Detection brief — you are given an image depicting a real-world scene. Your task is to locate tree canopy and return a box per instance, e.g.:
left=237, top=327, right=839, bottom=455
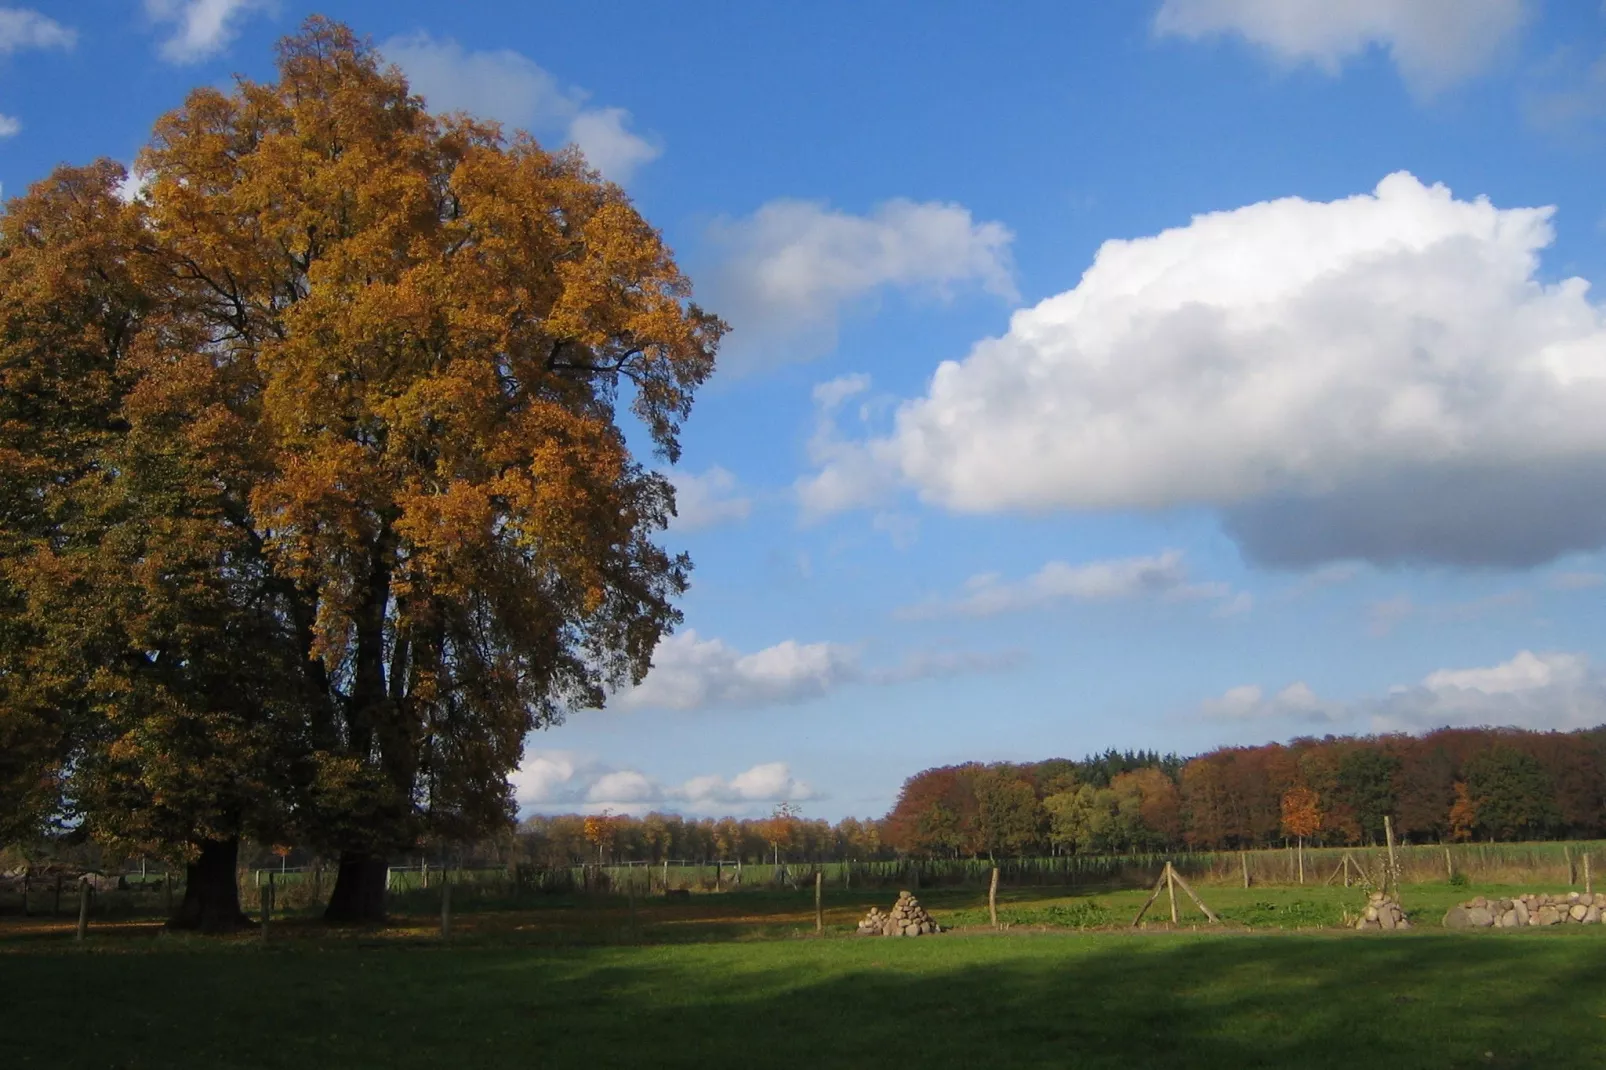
left=0, top=17, right=722, bottom=927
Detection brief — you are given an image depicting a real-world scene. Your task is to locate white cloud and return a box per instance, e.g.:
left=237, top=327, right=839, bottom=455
left=705, top=199, right=1016, bottom=370
left=620, top=629, right=856, bottom=712
left=1375, top=650, right=1605, bottom=731
left=512, top=750, right=815, bottom=815
left=0, top=7, right=75, bottom=138
left=1201, top=650, right=1606, bottom=733
left=616, top=628, right=1019, bottom=712
left=668, top=466, right=751, bottom=532
left=379, top=33, right=658, bottom=182
left=0, top=7, right=75, bottom=54
left=1202, top=681, right=1332, bottom=723
left=1154, top=0, right=1528, bottom=95
left=899, top=550, right=1236, bottom=618
left=566, top=106, right=660, bottom=184
left=805, top=172, right=1606, bottom=569
left=145, top=0, right=269, bottom=64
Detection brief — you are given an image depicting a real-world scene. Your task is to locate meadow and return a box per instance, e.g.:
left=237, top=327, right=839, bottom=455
left=3, top=875, right=1605, bottom=1068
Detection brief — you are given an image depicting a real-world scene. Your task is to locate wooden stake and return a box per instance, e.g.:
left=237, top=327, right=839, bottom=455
left=988, top=866, right=999, bottom=929
left=75, top=878, right=90, bottom=941
left=1297, top=837, right=1304, bottom=885
left=261, top=872, right=273, bottom=945
left=663, top=858, right=670, bottom=894
left=1445, top=847, right=1454, bottom=882
left=1241, top=849, right=1249, bottom=888
left=1584, top=853, right=1592, bottom=896
left=440, top=877, right=452, bottom=941
left=1130, top=868, right=1170, bottom=927
left=815, top=870, right=823, bottom=934
left=1169, top=866, right=1222, bottom=924
left=1565, top=845, right=1575, bottom=886
left=1384, top=816, right=1398, bottom=899
left=1166, top=865, right=1178, bottom=924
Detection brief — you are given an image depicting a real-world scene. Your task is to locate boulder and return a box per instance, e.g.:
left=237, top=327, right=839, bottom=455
left=1465, top=906, right=1494, bottom=928
left=1536, top=906, right=1562, bottom=926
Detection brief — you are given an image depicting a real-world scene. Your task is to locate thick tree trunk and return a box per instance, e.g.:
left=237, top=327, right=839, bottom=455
left=166, top=837, right=251, bottom=933
left=323, top=850, right=390, bottom=923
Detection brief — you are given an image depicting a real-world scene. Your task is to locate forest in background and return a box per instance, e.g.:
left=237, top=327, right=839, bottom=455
left=501, top=724, right=1606, bottom=868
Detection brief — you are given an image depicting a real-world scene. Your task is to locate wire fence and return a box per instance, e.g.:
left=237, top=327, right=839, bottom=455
left=3, top=838, right=1601, bottom=918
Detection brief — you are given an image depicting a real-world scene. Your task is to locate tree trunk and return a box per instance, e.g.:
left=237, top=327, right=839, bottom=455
left=324, top=851, right=390, bottom=923
left=166, top=837, right=251, bottom=933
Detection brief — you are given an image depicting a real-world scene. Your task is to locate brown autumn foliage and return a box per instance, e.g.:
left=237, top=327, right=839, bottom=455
left=885, top=725, right=1606, bottom=858
left=0, top=18, right=722, bottom=926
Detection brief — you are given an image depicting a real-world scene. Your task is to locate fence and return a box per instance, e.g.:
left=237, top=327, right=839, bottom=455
left=3, top=839, right=1602, bottom=918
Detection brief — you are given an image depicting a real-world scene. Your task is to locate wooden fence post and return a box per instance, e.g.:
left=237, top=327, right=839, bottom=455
left=1564, top=845, right=1575, bottom=886
left=988, top=866, right=1000, bottom=929
left=440, top=876, right=452, bottom=941
left=1240, top=850, right=1249, bottom=889
left=1444, top=847, right=1453, bottom=882
left=75, top=878, right=90, bottom=941
left=1166, top=863, right=1178, bottom=924
left=1384, top=816, right=1398, bottom=899
left=261, top=872, right=273, bottom=945
left=1584, top=853, right=1592, bottom=896
left=815, top=870, right=823, bottom=934
left=1297, top=838, right=1304, bottom=885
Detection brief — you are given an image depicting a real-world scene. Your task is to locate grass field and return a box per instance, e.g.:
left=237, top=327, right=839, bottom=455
left=3, top=882, right=1604, bottom=1068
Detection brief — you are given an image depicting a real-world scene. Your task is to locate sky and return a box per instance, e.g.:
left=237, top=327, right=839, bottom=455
left=6, top=0, right=1606, bottom=822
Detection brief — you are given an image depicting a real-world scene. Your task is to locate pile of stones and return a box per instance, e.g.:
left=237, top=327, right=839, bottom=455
left=857, top=890, right=942, bottom=936
left=1355, top=892, right=1411, bottom=930
left=1444, top=892, right=1603, bottom=929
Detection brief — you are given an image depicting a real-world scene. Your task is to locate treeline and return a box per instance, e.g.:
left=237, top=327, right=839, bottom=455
left=513, top=811, right=895, bottom=866
left=885, top=728, right=1606, bottom=858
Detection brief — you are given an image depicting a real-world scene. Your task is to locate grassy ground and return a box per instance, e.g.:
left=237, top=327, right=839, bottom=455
left=3, top=882, right=1604, bottom=1068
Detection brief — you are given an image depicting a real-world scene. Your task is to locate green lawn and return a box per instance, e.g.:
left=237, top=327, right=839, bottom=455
left=3, top=882, right=1605, bottom=1068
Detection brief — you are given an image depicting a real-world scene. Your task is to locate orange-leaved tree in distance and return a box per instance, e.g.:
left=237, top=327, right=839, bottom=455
left=1280, top=786, right=1323, bottom=883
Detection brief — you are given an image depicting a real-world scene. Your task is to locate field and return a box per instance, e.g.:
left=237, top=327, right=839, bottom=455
left=3, top=878, right=1605, bottom=1068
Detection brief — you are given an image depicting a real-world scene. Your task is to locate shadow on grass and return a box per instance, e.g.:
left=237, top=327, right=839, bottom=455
left=3, top=931, right=1604, bottom=1068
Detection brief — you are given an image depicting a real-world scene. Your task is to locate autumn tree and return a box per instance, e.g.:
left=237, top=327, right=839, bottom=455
left=0, top=18, right=722, bottom=926
left=973, top=767, right=1040, bottom=860
left=1448, top=781, right=1478, bottom=842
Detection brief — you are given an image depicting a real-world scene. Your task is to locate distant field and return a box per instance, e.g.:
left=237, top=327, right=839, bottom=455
left=2, top=881, right=1605, bottom=1068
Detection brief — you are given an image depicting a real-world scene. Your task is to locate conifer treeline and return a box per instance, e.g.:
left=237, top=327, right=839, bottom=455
left=516, top=726, right=1606, bottom=865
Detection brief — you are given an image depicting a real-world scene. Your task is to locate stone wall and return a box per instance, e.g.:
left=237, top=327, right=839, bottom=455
left=1443, top=892, right=1603, bottom=929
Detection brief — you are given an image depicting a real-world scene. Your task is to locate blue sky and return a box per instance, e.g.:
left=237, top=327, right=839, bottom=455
left=7, top=1, right=1606, bottom=821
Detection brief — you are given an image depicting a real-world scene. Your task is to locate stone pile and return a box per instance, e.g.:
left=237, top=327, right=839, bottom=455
left=857, top=890, right=942, bottom=936
left=1355, top=892, right=1411, bottom=930
left=1444, top=892, right=1603, bottom=929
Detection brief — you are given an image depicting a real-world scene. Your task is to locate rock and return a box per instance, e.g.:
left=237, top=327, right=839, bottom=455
left=1570, top=905, right=1589, bottom=922
left=1513, top=900, right=1529, bottom=926
left=1443, top=905, right=1476, bottom=929
left=1465, top=906, right=1494, bottom=927
left=1364, top=906, right=1379, bottom=922
left=1585, top=906, right=1601, bottom=924
left=1499, top=910, right=1518, bottom=928
left=1536, top=906, right=1562, bottom=926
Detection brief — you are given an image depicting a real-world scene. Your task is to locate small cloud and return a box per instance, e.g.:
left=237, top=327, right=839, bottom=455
left=1213, top=591, right=1255, bottom=618
left=145, top=0, right=271, bottom=65
left=512, top=749, right=815, bottom=816
left=0, top=112, right=18, bottom=139
left=0, top=8, right=76, bottom=55
left=1201, top=681, right=1333, bottom=723
left=379, top=32, right=658, bottom=183
left=1154, top=0, right=1528, bottom=97
left=668, top=466, right=751, bottom=532
left=567, top=106, right=660, bottom=184
left=705, top=198, right=1016, bottom=371
left=615, top=629, right=1019, bottom=712
left=900, top=551, right=1243, bottom=619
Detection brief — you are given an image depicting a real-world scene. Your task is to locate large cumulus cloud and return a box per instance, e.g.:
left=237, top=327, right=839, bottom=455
left=803, top=173, right=1606, bottom=568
